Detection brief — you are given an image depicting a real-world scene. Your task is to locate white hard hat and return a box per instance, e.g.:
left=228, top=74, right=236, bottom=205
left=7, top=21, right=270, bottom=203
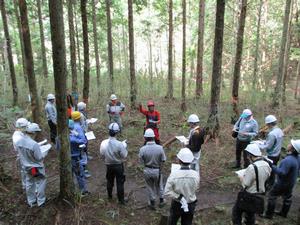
left=291, top=139, right=300, bottom=153
left=108, top=122, right=120, bottom=132
left=15, top=118, right=29, bottom=128
left=47, top=93, right=55, bottom=101
left=187, top=114, right=200, bottom=123
left=144, top=128, right=155, bottom=138
left=245, top=144, right=262, bottom=157
left=265, top=115, right=277, bottom=124
left=77, top=102, right=86, bottom=111
left=110, top=94, right=117, bottom=101
left=177, top=148, right=194, bottom=163
left=241, top=109, right=252, bottom=118
left=26, top=123, right=41, bottom=133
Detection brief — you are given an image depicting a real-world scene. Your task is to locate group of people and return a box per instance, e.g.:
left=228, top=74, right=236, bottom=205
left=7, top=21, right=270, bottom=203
left=231, top=108, right=300, bottom=225
left=12, top=95, right=300, bottom=225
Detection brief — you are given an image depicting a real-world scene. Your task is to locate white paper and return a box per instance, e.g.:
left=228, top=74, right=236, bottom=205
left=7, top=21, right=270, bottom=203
left=251, top=140, right=265, bottom=146
left=38, top=139, right=47, bottom=146
left=85, top=131, right=96, bottom=140
left=235, top=169, right=246, bottom=178
left=86, top=118, right=98, bottom=124
left=40, top=144, right=51, bottom=157
left=171, top=163, right=181, bottom=172
left=175, top=136, right=189, bottom=144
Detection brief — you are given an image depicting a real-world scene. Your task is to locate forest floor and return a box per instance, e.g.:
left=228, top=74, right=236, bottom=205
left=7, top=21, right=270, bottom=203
left=0, top=96, right=300, bottom=225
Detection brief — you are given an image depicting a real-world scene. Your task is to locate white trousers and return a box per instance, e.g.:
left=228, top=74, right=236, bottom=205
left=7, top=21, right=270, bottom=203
left=25, top=167, right=47, bottom=206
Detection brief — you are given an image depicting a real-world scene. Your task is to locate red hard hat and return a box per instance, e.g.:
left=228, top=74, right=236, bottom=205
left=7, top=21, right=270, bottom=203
left=147, top=100, right=155, bottom=106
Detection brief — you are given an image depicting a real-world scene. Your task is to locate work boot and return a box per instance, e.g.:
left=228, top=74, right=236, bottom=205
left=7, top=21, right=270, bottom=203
left=275, top=203, right=291, bottom=218
left=148, top=200, right=156, bottom=210
left=159, top=198, right=165, bottom=208
left=84, top=170, right=91, bottom=178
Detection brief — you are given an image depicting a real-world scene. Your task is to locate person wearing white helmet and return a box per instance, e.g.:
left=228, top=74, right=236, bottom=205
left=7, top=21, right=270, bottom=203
left=106, top=94, right=125, bottom=130
left=232, top=144, right=271, bottom=225
left=139, top=129, right=166, bottom=210
left=99, top=122, right=128, bottom=204
left=232, top=109, right=259, bottom=169
left=77, top=102, right=88, bottom=132
left=262, top=139, right=300, bottom=219
left=12, top=118, right=30, bottom=190
left=164, top=148, right=200, bottom=225
left=17, top=123, right=47, bottom=207
left=45, top=93, right=57, bottom=143
left=258, top=115, right=284, bottom=189
left=186, top=114, right=205, bottom=172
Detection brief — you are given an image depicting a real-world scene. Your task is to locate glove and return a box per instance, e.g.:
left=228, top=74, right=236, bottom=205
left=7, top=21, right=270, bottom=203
left=180, top=197, right=189, bottom=212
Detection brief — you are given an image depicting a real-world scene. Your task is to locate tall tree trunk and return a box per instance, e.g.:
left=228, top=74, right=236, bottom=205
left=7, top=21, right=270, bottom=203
left=166, top=0, right=173, bottom=99
left=181, top=0, right=187, bottom=112
left=195, top=0, right=205, bottom=98
left=1, top=0, right=18, bottom=106
left=74, top=6, right=82, bottom=80
left=106, top=0, right=114, bottom=93
left=48, top=0, right=75, bottom=201
left=207, top=0, right=226, bottom=137
left=272, top=0, right=292, bottom=108
left=148, top=38, right=153, bottom=89
left=19, top=0, right=41, bottom=123
left=81, top=0, right=90, bottom=103
left=295, top=61, right=300, bottom=99
left=231, top=0, right=247, bottom=122
left=128, top=0, right=137, bottom=109
left=121, top=22, right=129, bottom=75
left=282, top=4, right=293, bottom=105
left=92, top=0, right=101, bottom=101
left=37, top=0, right=48, bottom=78
left=13, top=0, right=27, bottom=83
left=252, top=0, right=263, bottom=90
left=68, top=0, right=78, bottom=99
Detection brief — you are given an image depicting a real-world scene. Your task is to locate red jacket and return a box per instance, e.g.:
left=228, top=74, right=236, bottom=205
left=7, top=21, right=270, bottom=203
left=139, top=106, right=160, bottom=140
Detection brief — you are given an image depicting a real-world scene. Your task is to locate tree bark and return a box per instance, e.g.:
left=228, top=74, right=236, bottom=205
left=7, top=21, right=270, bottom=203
left=37, top=0, right=48, bottom=78
left=48, top=0, right=75, bottom=201
left=231, top=0, right=248, bottom=122
left=128, top=0, right=137, bottom=109
left=207, top=0, right=226, bottom=137
left=13, top=0, right=27, bottom=83
left=92, top=0, right=101, bottom=101
left=282, top=7, right=293, bottom=105
left=106, top=0, right=114, bottom=93
left=252, top=0, right=263, bottom=90
left=195, top=0, right=205, bottom=98
left=19, top=0, right=40, bottom=122
left=67, top=0, right=78, bottom=97
left=272, top=0, right=292, bottom=108
left=74, top=6, right=82, bottom=79
left=1, top=0, right=18, bottom=106
left=181, top=0, right=187, bottom=112
left=166, top=0, right=173, bottom=99
left=295, top=61, right=300, bottom=99
left=81, top=0, right=90, bottom=103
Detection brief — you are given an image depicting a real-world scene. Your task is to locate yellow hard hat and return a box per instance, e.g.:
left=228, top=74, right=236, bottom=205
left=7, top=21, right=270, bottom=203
left=71, top=111, right=81, bottom=121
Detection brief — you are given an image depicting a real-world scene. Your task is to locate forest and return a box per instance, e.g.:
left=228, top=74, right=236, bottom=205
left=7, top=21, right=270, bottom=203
left=0, top=0, right=300, bottom=224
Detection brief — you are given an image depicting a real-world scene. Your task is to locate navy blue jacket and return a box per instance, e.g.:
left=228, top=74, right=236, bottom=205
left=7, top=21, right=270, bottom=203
left=272, top=154, right=300, bottom=188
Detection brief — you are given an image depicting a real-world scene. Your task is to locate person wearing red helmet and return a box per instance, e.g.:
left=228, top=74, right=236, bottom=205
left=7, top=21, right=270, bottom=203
left=139, top=100, right=161, bottom=144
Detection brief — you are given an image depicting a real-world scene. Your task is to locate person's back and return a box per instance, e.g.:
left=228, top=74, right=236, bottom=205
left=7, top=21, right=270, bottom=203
left=139, top=142, right=165, bottom=168
left=242, top=159, right=271, bottom=194
left=100, top=137, right=127, bottom=165
left=274, top=154, right=299, bottom=188
left=165, top=169, right=199, bottom=202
